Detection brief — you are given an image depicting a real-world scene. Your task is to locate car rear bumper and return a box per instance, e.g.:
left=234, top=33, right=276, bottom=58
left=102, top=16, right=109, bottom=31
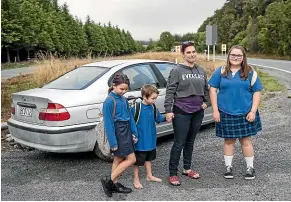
left=7, top=118, right=98, bottom=153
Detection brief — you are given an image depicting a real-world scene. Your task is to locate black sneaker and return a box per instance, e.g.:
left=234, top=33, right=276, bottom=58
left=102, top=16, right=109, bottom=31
left=244, top=167, right=255, bottom=180
left=224, top=166, right=233, bottom=179
left=101, top=176, right=113, bottom=197
left=112, top=182, right=132, bottom=193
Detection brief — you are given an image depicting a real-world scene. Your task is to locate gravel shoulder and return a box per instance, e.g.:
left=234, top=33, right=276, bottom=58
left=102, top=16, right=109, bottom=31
left=1, top=69, right=291, bottom=201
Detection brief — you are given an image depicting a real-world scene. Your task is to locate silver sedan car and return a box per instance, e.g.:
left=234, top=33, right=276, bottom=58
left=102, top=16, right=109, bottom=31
left=8, top=59, right=213, bottom=160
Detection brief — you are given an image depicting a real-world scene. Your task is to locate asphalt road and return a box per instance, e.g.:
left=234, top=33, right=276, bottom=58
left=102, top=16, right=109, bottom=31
left=216, top=56, right=291, bottom=74
left=1, top=66, right=37, bottom=80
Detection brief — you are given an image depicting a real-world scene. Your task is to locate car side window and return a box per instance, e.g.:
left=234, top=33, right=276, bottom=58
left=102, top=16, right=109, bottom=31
left=122, top=64, right=159, bottom=91
left=154, top=63, right=177, bottom=80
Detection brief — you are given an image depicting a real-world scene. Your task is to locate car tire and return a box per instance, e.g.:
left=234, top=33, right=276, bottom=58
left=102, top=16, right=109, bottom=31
left=93, top=142, right=113, bottom=162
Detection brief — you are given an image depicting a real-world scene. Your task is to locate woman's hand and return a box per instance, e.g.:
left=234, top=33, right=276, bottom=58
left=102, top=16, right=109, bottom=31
left=246, top=111, right=256, bottom=122
left=201, top=102, right=207, bottom=110
left=166, top=113, right=174, bottom=122
left=213, top=110, right=220, bottom=122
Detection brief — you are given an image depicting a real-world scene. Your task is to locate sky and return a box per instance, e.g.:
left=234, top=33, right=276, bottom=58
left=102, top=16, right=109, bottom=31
left=58, top=0, right=226, bottom=41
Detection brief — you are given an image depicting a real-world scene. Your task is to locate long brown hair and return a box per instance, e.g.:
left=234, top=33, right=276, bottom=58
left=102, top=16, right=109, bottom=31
left=223, top=45, right=252, bottom=79
left=108, top=72, right=130, bottom=94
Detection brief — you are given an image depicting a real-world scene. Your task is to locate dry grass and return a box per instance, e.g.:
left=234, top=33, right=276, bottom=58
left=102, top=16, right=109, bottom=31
left=2, top=52, right=225, bottom=122
left=33, top=56, right=95, bottom=87
left=32, top=52, right=225, bottom=86
left=1, top=74, right=36, bottom=122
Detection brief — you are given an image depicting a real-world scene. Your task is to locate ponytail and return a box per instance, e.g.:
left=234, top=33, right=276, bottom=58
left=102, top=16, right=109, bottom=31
left=108, top=73, right=130, bottom=94
left=108, top=86, right=114, bottom=94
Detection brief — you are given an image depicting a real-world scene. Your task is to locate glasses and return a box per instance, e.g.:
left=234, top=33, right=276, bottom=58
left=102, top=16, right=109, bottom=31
left=229, top=54, right=243, bottom=59
left=182, top=41, right=195, bottom=45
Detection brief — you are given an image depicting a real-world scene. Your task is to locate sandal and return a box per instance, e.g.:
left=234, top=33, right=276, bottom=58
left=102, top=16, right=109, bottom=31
left=168, top=176, right=181, bottom=186
left=182, top=170, right=200, bottom=179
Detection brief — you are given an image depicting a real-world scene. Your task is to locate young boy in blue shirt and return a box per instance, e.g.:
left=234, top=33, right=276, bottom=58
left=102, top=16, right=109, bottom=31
left=131, top=85, right=166, bottom=189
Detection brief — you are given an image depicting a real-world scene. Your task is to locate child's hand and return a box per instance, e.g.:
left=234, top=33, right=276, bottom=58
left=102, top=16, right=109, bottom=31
left=111, top=147, right=118, bottom=151
left=166, top=113, right=174, bottom=122
left=201, top=102, right=207, bottom=110
left=246, top=111, right=256, bottom=122
left=132, top=135, right=138, bottom=144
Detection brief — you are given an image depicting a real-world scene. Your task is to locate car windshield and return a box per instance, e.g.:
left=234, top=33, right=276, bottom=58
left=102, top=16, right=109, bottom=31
left=42, top=66, right=108, bottom=90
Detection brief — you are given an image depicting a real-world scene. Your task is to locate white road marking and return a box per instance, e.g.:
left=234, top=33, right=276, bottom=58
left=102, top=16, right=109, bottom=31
left=216, top=58, right=291, bottom=74
left=249, top=63, right=291, bottom=74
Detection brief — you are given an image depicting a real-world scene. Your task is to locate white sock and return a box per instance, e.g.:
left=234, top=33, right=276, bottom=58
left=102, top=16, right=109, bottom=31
left=224, top=155, right=233, bottom=167
left=245, top=156, right=254, bottom=168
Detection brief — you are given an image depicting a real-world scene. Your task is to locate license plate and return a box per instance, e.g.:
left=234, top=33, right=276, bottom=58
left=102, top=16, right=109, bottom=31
left=20, top=107, right=33, bottom=117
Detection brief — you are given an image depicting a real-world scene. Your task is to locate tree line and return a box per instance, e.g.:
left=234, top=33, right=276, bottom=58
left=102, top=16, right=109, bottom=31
left=198, top=0, right=291, bottom=56
left=145, top=31, right=207, bottom=53
left=1, top=0, right=144, bottom=63
left=146, top=0, right=291, bottom=56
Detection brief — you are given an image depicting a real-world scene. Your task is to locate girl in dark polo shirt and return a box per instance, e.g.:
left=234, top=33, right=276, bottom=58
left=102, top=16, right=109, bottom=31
left=164, top=41, right=211, bottom=186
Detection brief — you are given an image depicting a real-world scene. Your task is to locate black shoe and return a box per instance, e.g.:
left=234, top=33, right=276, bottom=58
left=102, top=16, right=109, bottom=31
left=244, top=167, right=255, bottom=180
left=112, top=182, right=132, bottom=193
left=224, top=166, right=233, bottom=179
left=101, top=176, right=113, bottom=197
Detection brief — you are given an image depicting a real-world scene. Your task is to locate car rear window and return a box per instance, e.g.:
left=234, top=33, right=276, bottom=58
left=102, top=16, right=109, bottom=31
left=42, top=66, right=108, bottom=90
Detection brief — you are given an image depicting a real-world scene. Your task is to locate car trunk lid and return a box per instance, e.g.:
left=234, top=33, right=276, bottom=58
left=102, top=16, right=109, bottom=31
left=12, top=94, right=49, bottom=124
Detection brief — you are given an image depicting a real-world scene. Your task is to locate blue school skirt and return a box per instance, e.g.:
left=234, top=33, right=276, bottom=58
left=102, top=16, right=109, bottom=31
left=113, top=120, right=135, bottom=157
left=216, top=110, right=262, bottom=139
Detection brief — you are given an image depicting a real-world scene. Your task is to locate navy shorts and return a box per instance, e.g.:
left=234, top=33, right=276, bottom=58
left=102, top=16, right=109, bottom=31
left=134, top=149, right=156, bottom=166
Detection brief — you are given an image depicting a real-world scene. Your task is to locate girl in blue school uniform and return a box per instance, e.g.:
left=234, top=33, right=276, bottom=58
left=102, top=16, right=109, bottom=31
left=130, top=85, right=166, bottom=189
left=208, top=45, right=263, bottom=180
left=101, top=73, right=138, bottom=197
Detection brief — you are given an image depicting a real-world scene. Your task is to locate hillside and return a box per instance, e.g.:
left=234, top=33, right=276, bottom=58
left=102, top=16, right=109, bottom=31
left=197, top=0, right=291, bottom=56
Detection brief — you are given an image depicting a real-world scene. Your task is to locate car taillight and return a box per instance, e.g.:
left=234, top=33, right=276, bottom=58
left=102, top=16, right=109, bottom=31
left=11, top=103, right=15, bottom=115
left=39, top=103, right=70, bottom=121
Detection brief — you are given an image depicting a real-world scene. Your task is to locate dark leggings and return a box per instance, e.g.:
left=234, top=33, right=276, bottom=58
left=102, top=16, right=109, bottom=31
left=169, top=110, right=204, bottom=176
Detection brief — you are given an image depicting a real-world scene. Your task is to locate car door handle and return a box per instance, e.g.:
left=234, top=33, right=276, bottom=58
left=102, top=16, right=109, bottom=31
left=127, top=95, right=142, bottom=101
left=127, top=95, right=137, bottom=100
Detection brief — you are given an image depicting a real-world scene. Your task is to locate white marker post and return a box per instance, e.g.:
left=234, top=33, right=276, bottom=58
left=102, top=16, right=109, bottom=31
left=213, top=43, right=216, bottom=62
left=207, top=45, right=210, bottom=61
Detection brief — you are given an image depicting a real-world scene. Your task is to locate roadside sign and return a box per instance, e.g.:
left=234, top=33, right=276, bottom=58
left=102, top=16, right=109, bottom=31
left=206, top=25, right=218, bottom=61
left=221, top=44, right=227, bottom=56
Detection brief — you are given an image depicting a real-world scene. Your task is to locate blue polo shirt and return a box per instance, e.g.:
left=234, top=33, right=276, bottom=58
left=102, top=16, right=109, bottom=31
left=102, top=92, right=138, bottom=149
left=130, top=103, right=166, bottom=151
left=208, top=67, right=263, bottom=115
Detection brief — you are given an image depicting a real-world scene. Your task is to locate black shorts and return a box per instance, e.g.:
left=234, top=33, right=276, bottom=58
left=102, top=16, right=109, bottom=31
left=134, top=149, right=156, bottom=166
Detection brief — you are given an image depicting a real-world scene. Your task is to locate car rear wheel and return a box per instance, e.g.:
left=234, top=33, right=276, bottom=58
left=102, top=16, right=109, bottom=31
left=93, top=141, right=113, bottom=162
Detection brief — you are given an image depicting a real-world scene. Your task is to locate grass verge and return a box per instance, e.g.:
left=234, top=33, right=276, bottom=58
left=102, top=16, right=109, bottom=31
left=256, top=68, right=286, bottom=92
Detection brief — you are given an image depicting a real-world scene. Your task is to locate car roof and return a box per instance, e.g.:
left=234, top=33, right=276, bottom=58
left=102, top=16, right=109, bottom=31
left=81, top=59, right=172, bottom=68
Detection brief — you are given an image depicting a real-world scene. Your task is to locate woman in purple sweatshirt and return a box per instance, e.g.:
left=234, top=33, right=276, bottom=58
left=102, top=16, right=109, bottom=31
left=164, top=41, right=211, bottom=186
